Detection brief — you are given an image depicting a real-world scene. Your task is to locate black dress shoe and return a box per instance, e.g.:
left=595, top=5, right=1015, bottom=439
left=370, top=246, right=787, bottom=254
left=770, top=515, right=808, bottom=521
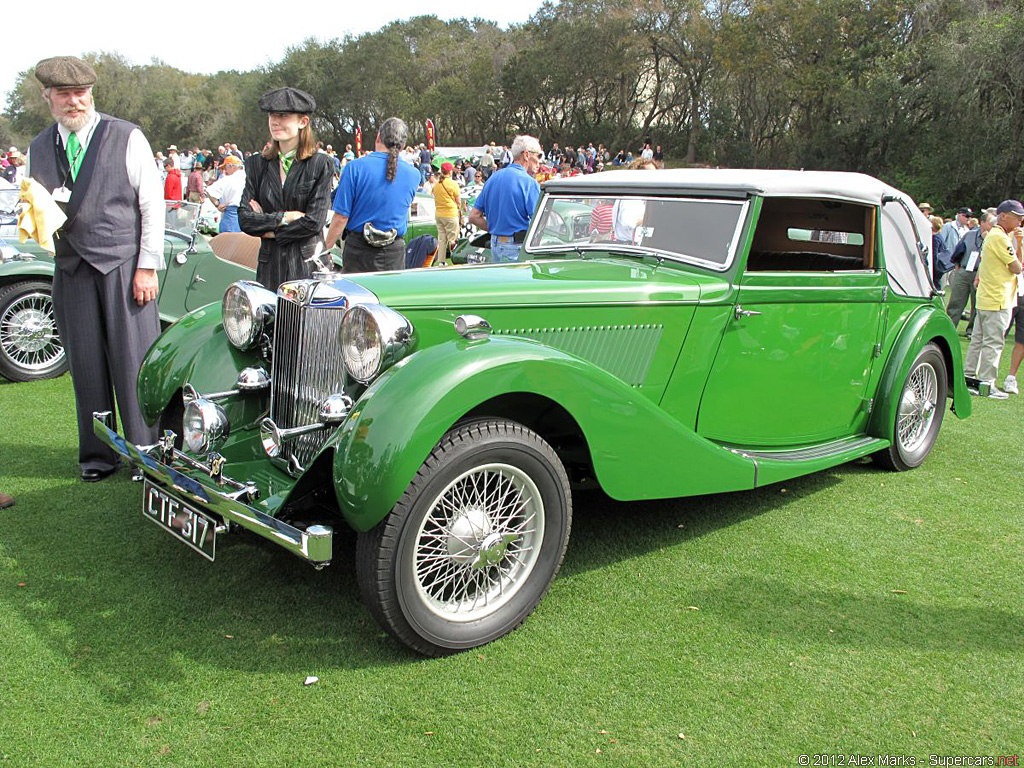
left=81, top=466, right=118, bottom=483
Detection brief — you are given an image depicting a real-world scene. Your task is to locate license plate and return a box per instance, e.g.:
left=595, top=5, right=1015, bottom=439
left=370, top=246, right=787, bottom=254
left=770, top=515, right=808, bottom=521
left=143, top=481, right=217, bottom=561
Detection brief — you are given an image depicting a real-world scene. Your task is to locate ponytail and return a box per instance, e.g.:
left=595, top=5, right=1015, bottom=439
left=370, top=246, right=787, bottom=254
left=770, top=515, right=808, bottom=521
left=377, top=117, right=409, bottom=184
left=386, top=146, right=399, bottom=182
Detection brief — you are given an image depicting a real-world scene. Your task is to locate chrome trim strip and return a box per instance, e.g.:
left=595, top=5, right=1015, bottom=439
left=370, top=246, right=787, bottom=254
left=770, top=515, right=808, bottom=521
left=93, top=412, right=332, bottom=565
left=738, top=435, right=884, bottom=462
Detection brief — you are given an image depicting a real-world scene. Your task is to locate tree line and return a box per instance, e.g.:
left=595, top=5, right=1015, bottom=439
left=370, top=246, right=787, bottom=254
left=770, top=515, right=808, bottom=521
left=3, top=0, right=1023, bottom=211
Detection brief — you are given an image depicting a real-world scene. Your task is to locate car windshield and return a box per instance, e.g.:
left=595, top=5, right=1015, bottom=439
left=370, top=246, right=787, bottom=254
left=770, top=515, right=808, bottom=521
left=165, top=201, right=201, bottom=235
left=0, top=188, right=19, bottom=215
left=525, top=194, right=747, bottom=271
left=0, top=189, right=20, bottom=239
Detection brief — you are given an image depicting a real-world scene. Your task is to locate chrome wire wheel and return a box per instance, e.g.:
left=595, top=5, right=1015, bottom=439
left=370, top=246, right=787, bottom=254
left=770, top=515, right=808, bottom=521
left=356, top=418, right=572, bottom=656
left=874, top=342, right=947, bottom=472
left=413, top=462, right=544, bottom=622
left=0, top=281, right=67, bottom=381
left=897, top=361, right=938, bottom=453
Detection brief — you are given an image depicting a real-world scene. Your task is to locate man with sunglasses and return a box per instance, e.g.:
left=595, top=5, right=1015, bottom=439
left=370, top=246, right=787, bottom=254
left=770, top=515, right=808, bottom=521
left=467, top=135, right=543, bottom=263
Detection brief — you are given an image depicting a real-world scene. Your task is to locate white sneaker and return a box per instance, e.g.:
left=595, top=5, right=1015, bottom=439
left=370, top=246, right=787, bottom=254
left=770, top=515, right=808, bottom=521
left=988, top=387, right=1010, bottom=400
left=1003, top=374, right=1019, bottom=395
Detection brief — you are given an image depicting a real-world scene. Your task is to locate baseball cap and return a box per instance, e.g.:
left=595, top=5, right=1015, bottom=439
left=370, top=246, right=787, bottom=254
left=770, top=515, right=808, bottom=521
left=221, top=155, right=242, bottom=166
left=441, top=162, right=454, bottom=173
left=995, top=199, right=1024, bottom=216
left=957, top=207, right=973, bottom=216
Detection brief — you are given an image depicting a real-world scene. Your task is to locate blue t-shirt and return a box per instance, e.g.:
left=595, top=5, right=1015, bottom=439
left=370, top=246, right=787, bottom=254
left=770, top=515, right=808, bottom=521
left=332, top=152, right=419, bottom=235
left=472, top=163, right=540, bottom=237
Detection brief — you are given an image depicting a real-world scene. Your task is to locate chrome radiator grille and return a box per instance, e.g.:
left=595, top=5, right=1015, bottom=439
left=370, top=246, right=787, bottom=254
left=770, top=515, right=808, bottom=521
left=270, top=296, right=347, bottom=470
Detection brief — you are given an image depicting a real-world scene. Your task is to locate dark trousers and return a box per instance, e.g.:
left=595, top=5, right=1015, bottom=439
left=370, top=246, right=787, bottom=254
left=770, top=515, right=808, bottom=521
left=946, top=267, right=978, bottom=336
left=52, top=258, right=161, bottom=472
left=342, top=231, right=406, bottom=273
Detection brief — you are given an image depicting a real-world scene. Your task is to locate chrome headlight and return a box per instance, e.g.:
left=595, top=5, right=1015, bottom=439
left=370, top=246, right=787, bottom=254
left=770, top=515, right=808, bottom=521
left=222, top=281, right=276, bottom=351
left=182, top=398, right=230, bottom=454
left=339, top=304, right=414, bottom=384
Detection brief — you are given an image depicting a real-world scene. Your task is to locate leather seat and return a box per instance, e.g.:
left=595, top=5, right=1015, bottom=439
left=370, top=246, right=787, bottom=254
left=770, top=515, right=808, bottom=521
left=209, top=232, right=261, bottom=270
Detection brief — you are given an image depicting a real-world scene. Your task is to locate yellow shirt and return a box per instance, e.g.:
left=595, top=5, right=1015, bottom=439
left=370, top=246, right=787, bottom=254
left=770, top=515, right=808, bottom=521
left=432, top=177, right=462, bottom=219
left=977, top=226, right=1019, bottom=310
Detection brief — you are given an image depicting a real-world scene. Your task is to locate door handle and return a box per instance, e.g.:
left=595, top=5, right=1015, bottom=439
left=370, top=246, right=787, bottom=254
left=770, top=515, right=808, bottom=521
left=192, top=274, right=207, bottom=285
left=734, top=305, right=762, bottom=320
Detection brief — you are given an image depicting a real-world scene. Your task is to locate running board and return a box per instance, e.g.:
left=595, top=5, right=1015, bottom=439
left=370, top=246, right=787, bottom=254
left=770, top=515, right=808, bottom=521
left=718, top=435, right=890, bottom=488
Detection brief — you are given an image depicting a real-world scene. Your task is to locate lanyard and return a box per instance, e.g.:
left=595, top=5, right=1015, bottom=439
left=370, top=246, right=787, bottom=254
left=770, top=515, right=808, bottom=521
left=54, top=116, right=99, bottom=187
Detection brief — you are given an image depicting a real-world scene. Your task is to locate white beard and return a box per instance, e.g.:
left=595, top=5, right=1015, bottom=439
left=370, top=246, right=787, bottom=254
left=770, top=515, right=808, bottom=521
left=55, top=107, right=94, bottom=133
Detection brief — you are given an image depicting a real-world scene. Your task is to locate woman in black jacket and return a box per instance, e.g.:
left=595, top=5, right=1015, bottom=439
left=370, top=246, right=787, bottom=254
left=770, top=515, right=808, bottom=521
left=238, top=87, right=334, bottom=291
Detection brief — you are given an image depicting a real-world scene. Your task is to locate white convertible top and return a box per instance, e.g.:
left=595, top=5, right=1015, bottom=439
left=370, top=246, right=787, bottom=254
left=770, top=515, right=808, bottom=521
left=543, top=168, right=934, bottom=298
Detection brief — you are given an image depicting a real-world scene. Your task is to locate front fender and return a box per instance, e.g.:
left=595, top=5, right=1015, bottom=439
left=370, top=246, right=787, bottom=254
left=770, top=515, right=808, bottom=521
left=327, top=336, right=756, bottom=532
left=868, top=304, right=972, bottom=439
left=137, top=302, right=262, bottom=425
left=0, top=257, right=56, bottom=284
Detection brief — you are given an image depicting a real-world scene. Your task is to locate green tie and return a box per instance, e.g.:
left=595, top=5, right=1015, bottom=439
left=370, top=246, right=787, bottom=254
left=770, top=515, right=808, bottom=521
left=279, top=151, right=295, bottom=177
left=66, top=132, right=83, bottom=181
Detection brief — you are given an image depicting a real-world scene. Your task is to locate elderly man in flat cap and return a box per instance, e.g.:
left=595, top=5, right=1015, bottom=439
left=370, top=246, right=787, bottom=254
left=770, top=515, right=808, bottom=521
left=27, top=55, right=164, bottom=482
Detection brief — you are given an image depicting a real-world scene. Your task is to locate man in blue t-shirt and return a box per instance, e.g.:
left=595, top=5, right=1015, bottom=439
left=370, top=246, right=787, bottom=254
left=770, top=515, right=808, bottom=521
left=325, top=117, right=420, bottom=273
left=467, top=135, right=542, bottom=263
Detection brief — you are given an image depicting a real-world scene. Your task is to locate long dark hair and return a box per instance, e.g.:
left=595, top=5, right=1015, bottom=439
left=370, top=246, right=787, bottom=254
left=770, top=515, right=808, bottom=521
left=378, top=117, right=408, bottom=182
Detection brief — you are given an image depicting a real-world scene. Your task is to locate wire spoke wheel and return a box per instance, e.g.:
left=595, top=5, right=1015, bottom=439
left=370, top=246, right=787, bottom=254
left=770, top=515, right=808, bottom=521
left=896, top=361, right=937, bottom=453
left=414, top=463, right=544, bottom=622
left=874, top=342, right=947, bottom=472
left=0, top=281, right=67, bottom=381
left=357, top=419, right=571, bottom=656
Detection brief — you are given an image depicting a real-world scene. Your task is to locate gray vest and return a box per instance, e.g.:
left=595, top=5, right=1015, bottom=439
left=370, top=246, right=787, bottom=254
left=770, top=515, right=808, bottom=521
left=29, top=114, right=142, bottom=274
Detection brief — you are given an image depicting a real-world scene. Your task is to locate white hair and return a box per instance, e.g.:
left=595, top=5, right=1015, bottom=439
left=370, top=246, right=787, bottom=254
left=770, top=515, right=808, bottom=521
left=511, top=134, right=541, bottom=160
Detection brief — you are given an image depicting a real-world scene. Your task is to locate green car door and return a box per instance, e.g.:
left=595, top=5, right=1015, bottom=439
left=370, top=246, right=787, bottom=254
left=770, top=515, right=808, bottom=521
left=698, top=201, right=886, bottom=447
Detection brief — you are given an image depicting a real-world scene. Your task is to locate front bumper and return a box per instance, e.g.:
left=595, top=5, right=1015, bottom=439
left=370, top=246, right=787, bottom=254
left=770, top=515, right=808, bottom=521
left=92, top=411, right=333, bottom=565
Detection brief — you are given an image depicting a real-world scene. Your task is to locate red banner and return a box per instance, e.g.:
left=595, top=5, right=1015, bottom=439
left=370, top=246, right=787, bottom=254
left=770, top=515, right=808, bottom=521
left=426, top=119, right=435, bottom=151
left=355, top=125, right=362, bottom=156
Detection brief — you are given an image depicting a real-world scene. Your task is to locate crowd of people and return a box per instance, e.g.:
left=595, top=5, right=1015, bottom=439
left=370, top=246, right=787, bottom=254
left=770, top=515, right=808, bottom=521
left=1, top=146, right=27, bottom=185
left=923, top=200, right=1024, bottom=400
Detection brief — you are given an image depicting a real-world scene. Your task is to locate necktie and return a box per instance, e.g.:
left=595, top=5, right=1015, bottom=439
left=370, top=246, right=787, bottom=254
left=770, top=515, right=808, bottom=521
left=279, top=151, right=295, bottom=177
left=66, top=132, right=83, bottom=181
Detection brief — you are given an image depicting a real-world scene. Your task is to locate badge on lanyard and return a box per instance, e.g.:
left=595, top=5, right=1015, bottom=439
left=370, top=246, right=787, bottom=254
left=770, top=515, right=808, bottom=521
left=52, top=186, right=72, bottom=204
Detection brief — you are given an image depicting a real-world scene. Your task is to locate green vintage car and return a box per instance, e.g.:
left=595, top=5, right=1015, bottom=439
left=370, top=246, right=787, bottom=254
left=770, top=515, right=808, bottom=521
left=93, top=169, right=971, bottom=656
left=0, top=193, right=442, bottom=382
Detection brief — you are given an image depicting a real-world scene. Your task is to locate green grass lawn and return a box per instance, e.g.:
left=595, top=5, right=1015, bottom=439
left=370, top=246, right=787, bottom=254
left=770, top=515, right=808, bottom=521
left=1, top=337, right=1021, bottom=766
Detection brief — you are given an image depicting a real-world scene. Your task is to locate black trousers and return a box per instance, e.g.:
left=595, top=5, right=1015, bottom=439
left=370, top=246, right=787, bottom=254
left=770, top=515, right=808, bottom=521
left=342, top=231, right=406, bottom=273
left=52, top=258, right=160, bottom=472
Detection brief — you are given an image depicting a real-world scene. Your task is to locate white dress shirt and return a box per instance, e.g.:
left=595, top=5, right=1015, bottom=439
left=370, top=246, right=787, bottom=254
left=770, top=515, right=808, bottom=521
left=28, top=111, right=165, bottom=270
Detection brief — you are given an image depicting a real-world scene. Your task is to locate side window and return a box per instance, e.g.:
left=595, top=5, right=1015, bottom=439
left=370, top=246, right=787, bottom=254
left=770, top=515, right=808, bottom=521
left=746, top=198, right=876, bottom=272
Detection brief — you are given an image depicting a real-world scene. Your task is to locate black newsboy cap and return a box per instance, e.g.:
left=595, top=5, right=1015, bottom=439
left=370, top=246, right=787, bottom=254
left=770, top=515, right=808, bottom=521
left=35, top=56, right=97, bottom=88
left=258, top=87, right=316, bottom=114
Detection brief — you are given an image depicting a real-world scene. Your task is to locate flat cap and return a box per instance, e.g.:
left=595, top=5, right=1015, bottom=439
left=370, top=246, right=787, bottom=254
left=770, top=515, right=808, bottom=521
left=258, top=87, right=316, bottom=114
left=35, top=56, right=97, bottom=88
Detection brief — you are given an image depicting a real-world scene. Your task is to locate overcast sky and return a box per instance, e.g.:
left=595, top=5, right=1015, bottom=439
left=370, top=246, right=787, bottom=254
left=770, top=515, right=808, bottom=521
left=3, top=0, right=541, bottom=105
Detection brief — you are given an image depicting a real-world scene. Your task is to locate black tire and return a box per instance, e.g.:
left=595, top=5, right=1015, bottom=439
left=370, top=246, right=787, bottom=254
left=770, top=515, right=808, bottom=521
left=356, top=418, right=572, bottom=657
left=873, top=342, right=947, bottom=471
left=0, top=280, right=67, bottom=382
